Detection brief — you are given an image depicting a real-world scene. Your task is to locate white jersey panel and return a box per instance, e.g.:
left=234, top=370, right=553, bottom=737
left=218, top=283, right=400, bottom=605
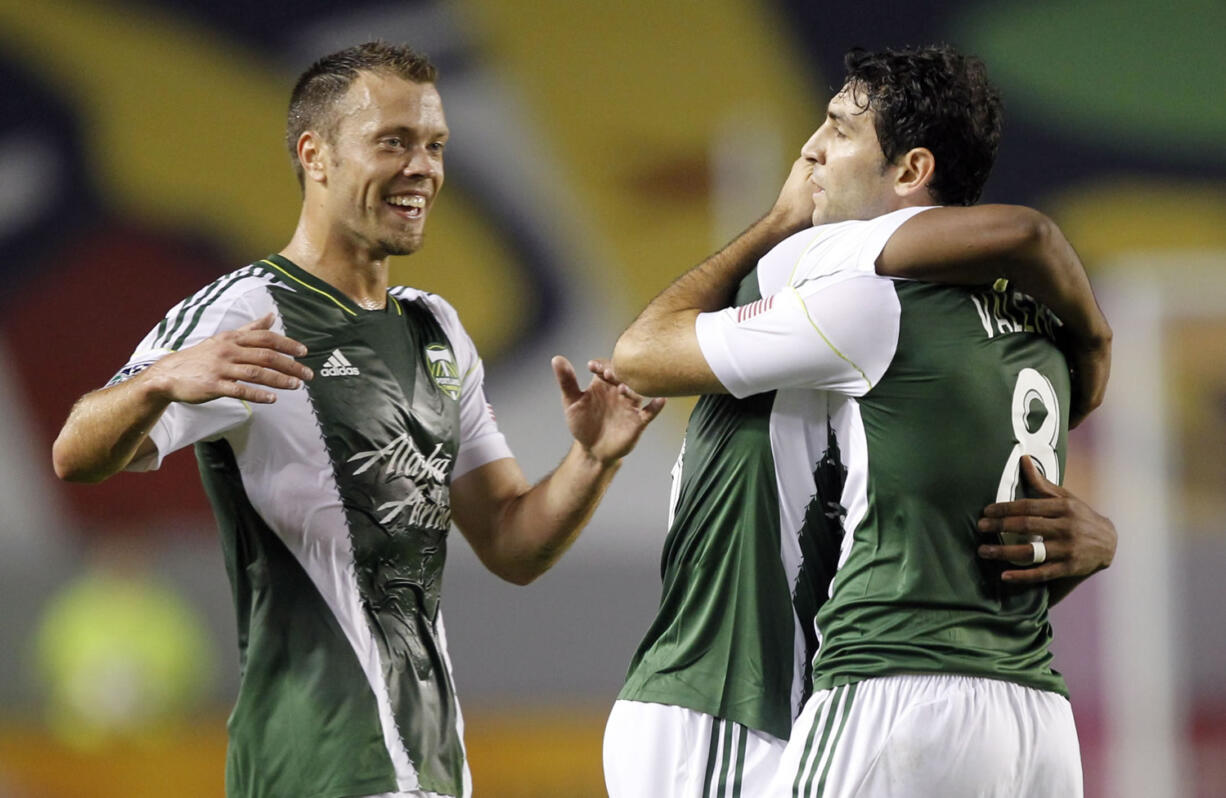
left=768, top=388, right=835, bottom=719
left=755, top=205, right=936, bottom=291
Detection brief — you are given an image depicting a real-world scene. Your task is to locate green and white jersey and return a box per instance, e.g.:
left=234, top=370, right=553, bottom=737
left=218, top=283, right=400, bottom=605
left=696, top=208, right=1071, bottom=700
left=618, top=208, right=932, bottom=740
left=114, top=254, right=511, bottom=798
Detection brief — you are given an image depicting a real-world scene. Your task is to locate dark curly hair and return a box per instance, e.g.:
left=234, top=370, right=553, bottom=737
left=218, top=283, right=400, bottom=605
left=842, top=45, right=1002, bottom=206
left=286, top=41, right=438, bottom=189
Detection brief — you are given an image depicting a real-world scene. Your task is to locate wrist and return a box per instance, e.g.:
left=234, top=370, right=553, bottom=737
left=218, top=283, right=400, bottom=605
left=761, top=205, right=809, bottom=240
left=574, top=441, right=624, bottom=472
left=133, top=364, right=177, bottom=408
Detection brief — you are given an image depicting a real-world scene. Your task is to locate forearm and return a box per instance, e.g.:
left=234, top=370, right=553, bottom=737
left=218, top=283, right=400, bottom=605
left=52, top=375, right=170, bottom=482
left=878, top=205, right=1110, bottom=344
left=483, top=443, right=620, bottom=584
left=613, top=210, right=795, bottom=394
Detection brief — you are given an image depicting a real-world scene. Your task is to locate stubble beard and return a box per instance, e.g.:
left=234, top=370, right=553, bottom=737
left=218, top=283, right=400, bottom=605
left=376, top=230, right=424, bottom=258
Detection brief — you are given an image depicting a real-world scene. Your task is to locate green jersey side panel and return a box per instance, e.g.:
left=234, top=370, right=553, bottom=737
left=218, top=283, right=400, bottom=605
left=620, top=273, right=817, bottom=739
left=812, top=282, right=1071, bottom=696
left=198, top=440, right=397, bottom=798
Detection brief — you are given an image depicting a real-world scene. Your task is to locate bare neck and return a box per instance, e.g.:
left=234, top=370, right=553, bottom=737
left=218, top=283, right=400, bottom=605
left=281, top=209, right=390, bottom=311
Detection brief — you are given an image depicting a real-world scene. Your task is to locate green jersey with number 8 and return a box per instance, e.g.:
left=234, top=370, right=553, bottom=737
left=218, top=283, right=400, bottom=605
left=695, top=213, right=1070, bottom=698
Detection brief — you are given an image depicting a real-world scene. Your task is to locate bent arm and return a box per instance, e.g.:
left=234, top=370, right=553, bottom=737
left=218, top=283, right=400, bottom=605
left=878, top=205, right=1105, bottom=340
left=53, top=376, right=171, bottom=483
left=52, top=312, right=311, bottom=483
left=613, top=157, right=817, bottom=397
left=878, top=205, right=1111, bottom=424
left=450, top=357, right=663, bottom=585
left=450, top=447, right=621, bottom=585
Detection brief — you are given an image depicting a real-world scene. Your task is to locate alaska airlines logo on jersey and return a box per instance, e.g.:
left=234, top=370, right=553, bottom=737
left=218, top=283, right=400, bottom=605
left=348, top=434, right=454, bottom=529
left=321, top=349, right=361, bottom=377
left=425, top=344, right=461, bottom=399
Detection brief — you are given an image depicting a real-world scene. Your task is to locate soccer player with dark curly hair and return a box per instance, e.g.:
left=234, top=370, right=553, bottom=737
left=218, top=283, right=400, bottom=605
left=604, top=44, right=1113, bottom=797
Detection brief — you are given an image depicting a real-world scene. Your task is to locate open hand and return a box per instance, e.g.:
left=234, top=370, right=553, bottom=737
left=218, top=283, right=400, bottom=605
left=976, top=455, right=1116, bottom=584
left=144, top=313, right=313, bottom=405
left=554, top=355, right=665, bottom=464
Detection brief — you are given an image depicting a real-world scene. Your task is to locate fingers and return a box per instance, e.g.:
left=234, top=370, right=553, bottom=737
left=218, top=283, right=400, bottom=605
left=237, top=312, right=277, bottom=332
left=980, top=497, right=1072, bottom=521
left=236, top=339, right=314, bottom=381
left=979, top=540, right=1072, bottom=583
left=552, top=355, right=583, bottom=404
left=588, top=358, right=619, bottom=385
left=233, top=329, right=310, bottom=359
left=977, top=538, right=1065, bottom=562
left=997, top=563, right=1067, bottom=585
left=1018, top=455, right=1061, bottom=498
left=624, top=386, right=666, bottom=419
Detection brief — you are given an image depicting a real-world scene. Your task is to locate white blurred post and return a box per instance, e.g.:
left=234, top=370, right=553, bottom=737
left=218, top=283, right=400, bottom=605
left=709, top=109, right=785, bottom=250
left=1094, top=256, right=1225, bottom=798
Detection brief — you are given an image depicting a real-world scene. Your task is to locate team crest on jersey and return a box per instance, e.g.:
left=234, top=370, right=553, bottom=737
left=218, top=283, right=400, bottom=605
left=425, top=344, right=461, bottom=399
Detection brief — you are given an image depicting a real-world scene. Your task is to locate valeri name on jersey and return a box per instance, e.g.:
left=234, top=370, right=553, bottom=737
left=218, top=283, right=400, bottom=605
left=320, top=349, right=361, bottom=377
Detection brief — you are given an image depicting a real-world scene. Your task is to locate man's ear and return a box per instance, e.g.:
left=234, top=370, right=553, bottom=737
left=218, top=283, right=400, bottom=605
left=893, top=146, right=936, bottom=200
left=298, top=130, right=329, bottom=186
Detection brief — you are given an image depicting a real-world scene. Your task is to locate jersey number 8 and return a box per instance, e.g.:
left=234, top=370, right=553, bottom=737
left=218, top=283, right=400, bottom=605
left=996, top=367, right=1061, bottom=547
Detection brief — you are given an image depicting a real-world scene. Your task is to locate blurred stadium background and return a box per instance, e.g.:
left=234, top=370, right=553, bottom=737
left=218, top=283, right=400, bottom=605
left=0, top=0, right=1223, bottom=795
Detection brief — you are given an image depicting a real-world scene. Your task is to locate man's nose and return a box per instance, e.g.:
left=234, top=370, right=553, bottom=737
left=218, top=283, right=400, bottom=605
left=403, top=148, right=438, bottom=177
left=800, top=131, right=823, bottom=165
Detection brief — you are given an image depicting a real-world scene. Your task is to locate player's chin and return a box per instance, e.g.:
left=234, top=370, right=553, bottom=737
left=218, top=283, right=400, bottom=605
left=379, top=233, right=425, bottom=257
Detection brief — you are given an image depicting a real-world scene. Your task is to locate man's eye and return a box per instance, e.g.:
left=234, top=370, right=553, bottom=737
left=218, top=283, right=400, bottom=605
left=383, top=137, right=403, bottom=148
left=429, top=141, right=446, bottom=153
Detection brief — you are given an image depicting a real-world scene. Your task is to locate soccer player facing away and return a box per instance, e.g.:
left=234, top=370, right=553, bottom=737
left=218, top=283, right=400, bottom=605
left=52, top=42, right=663, bottom=798
left=604, top=45, right=1113, bottom=797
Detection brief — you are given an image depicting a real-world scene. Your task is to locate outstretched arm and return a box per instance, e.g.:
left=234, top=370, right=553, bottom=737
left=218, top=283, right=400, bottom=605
left=612, top=157, right=816, bottom=397
left=450, top=356, right=664, bottom=585
left=878, top=205, right=1111, bottom=426
left=975, top=456, right=1116, bottom=604
left=52, top=313, right=313, bottom=482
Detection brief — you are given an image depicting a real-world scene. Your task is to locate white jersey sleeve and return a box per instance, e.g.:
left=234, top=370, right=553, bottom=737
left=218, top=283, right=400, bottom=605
left=753, top=205, right=936, bottom=295
left=696, top=271, right=902, bottom=398
left=695, top=206, right=936, bottom=398
left=114, top=281, right=281, bottom=471
left=413, top=293, right=514, bottom=480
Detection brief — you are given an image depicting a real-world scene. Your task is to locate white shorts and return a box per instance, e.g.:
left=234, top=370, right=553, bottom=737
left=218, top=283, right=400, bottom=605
left=604, top=699, right=787, bottom=798
left=362, top=787, right=467, bottom=798
left=362, top=785, right=469, bottom=798
left=769, top=673, right=1082, bottom=798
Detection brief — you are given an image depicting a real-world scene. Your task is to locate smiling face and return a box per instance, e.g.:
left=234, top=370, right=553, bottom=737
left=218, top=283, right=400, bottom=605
left=313, top=71, right=448, bottom=258
left=800, top=83, right=906, bottom=226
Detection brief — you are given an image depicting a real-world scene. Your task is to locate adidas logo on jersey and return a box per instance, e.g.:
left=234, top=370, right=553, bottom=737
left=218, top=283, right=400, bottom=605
left=320, top=349, right=360, bottom=377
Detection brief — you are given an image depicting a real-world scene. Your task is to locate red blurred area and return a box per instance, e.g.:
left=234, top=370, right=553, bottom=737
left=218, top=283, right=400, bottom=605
left=5, top=222, right=234, bottom=536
